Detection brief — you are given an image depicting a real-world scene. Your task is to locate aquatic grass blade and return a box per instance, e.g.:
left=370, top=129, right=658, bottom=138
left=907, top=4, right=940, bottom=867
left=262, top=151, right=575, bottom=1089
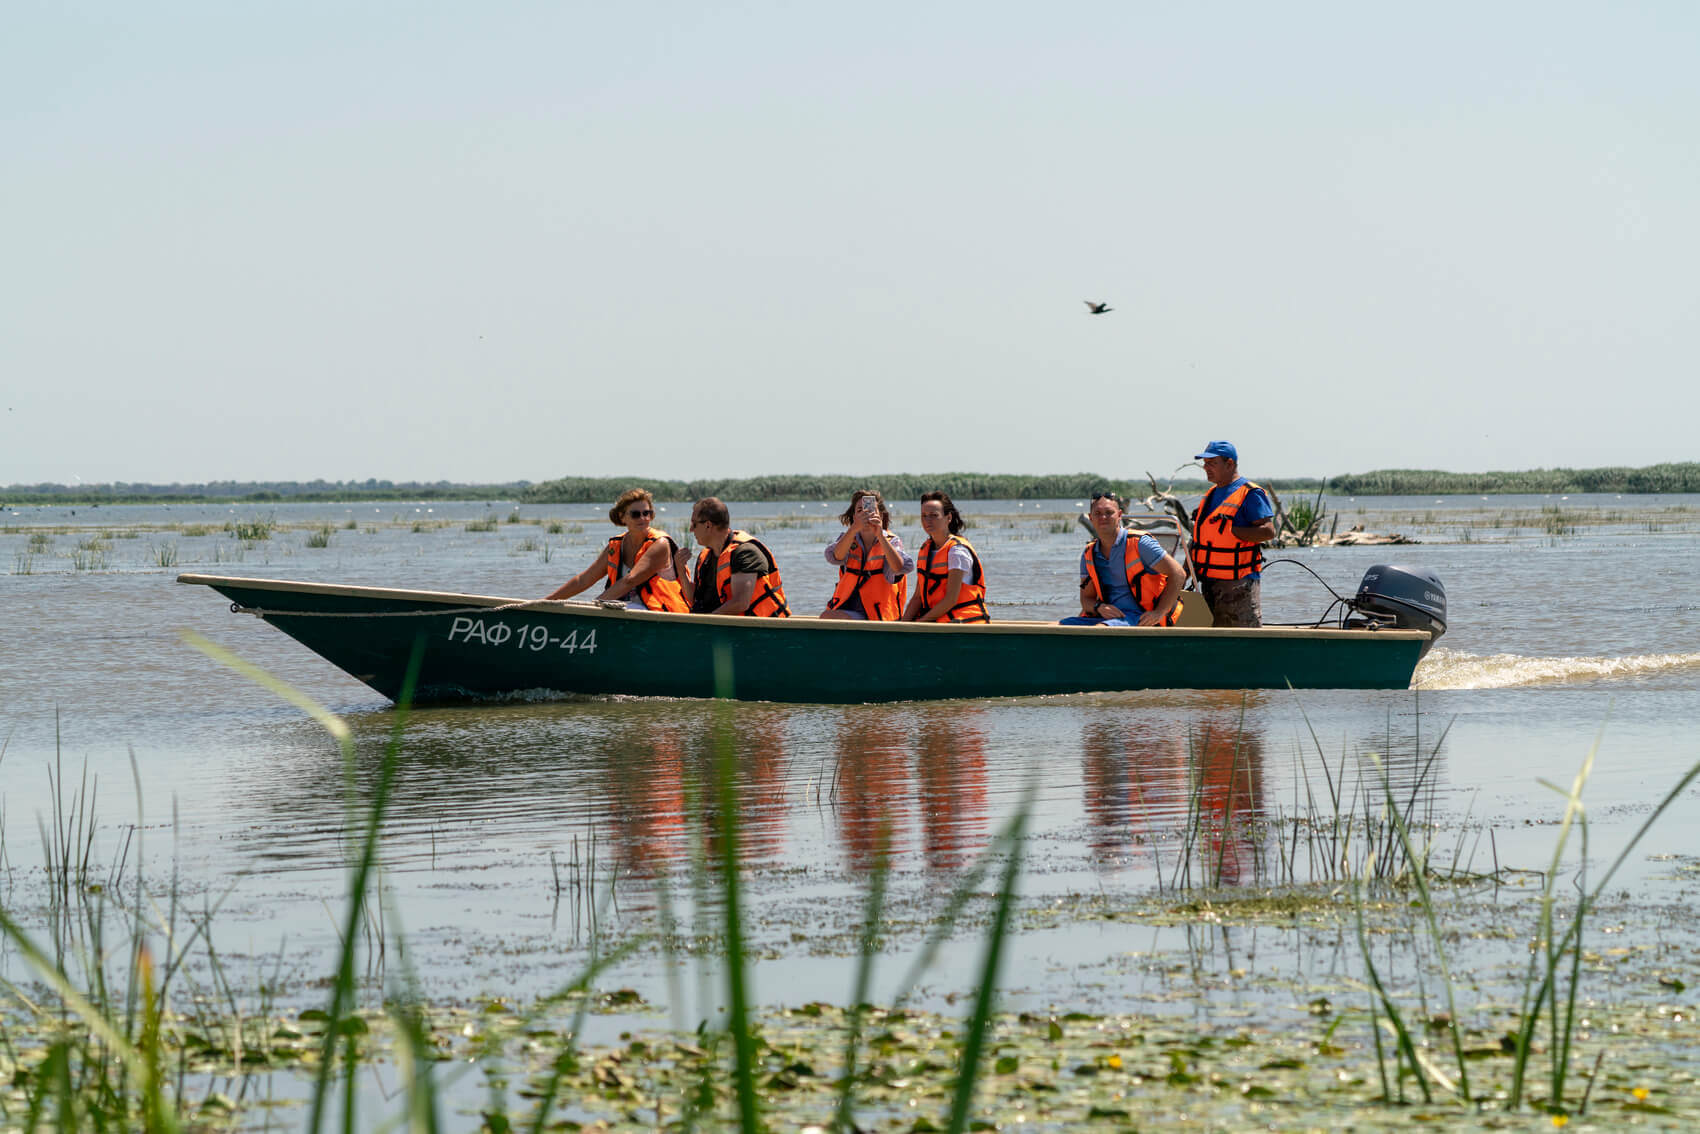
left=945, top=805, right=1026, bottom=1134
left=710, top=703, right=760, bottom=1133
left=179, top=628, right=422, bottom=1134
left=834, top=819, right=891, bottom=1133
left=1370, top=753, right=1471, bottom=1101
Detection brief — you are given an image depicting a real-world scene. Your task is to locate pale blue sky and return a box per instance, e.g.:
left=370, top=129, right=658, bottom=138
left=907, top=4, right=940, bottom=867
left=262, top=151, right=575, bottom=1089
left=4, top=2, right=1696, bottom=485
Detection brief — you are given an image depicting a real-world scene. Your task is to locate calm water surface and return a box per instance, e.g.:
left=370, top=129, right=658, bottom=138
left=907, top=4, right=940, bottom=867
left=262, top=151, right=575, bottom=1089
left=3, top=494, right=1698, bottom=1018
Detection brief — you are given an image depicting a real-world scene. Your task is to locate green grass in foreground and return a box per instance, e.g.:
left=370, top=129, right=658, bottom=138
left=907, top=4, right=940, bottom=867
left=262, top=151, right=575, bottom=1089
left=3, top=665, right=1698, bottom=1129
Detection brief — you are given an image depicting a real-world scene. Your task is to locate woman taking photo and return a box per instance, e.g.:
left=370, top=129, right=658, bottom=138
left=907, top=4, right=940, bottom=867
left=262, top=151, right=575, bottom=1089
left=903, top=491, right=989, bottom=623
left=821, top=489, right=914, bottom=620
left=544, top=488, right=689, bottom=612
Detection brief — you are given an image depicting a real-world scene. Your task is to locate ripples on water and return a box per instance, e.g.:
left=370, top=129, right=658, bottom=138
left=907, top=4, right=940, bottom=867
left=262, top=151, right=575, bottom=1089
left=2, top=494, right=1698, bottom=1003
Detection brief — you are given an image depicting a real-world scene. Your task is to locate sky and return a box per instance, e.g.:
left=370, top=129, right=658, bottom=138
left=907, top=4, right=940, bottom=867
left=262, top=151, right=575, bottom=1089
left=4, top=2, right=1697, bottom=486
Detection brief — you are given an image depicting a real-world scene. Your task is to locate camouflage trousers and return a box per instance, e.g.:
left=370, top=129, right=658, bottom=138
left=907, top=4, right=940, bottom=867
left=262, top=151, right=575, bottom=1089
left=1201, top=577, right=1262, bottom=628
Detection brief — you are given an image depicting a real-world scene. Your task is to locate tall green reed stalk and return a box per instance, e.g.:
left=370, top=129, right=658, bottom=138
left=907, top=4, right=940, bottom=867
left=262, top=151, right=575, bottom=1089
left=181, top=629, right=423, bottom=1133
left=1505, top=732, right=1700, bottom=1111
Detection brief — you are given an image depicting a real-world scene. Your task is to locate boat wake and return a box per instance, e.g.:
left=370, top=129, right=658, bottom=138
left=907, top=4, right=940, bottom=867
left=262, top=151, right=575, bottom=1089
left=1415, top=647, right=1700, bottom=690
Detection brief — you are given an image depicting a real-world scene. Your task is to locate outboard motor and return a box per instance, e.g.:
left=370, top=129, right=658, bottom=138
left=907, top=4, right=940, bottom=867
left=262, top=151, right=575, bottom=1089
left=1351, top=565, right=1446, bottom=656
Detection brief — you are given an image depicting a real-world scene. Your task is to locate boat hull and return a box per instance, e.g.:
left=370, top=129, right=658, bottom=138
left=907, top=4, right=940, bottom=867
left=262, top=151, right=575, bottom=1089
left=178, top=575, right=1430, bottom=704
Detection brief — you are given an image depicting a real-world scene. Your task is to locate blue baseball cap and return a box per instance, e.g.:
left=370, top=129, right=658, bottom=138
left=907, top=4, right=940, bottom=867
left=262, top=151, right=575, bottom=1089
left=1194, top=440, right=1238, bottom=461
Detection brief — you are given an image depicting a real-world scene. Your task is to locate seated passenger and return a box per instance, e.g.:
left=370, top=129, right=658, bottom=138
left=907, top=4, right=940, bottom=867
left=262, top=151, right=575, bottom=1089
left=1061, top=491, right=1185, bottom=627
left=821, top=489, right=914, bottom=620
left=545, top=488, right=688, bottom=612
left=682, top=497, right=790, bottom=617
left=903, top=491, right=989, bottom=623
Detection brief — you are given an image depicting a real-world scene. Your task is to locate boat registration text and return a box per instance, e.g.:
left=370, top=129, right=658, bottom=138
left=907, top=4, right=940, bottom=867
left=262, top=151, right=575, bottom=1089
left=446, top=616, right=599, bottom=654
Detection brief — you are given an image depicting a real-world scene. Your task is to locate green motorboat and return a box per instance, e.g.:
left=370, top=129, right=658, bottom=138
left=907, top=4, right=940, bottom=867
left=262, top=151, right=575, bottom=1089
left=178, top=574, right=1435, bottom=704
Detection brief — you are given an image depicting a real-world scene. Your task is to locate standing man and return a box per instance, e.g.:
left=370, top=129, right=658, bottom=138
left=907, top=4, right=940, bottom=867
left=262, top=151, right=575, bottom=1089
left=682, top=497, right=790, bottom=617
left=1190, top=441, right=1276, bottom=628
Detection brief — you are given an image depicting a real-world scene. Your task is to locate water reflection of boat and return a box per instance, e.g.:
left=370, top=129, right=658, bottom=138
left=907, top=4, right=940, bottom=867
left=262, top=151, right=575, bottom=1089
left=1080, top=702, right=1265, bottom=884
left=179, top=574, right=1433, bottom=704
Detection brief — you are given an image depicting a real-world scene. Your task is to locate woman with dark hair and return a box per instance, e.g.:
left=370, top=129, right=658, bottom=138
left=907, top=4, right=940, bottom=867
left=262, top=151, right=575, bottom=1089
left=544, top=488, right=689, bottom=612
left=821, top=488, right=914, bottom=620
left=903, top=491, right=989, bottom=623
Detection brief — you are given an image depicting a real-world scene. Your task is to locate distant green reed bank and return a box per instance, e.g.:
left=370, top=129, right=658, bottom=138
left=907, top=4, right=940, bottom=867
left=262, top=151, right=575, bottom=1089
left=5, top=463, right=1696, bottom=505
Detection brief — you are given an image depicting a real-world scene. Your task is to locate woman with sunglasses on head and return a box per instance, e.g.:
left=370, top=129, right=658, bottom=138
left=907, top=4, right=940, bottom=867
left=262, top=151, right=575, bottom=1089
left=903, top=491, right=990, bottom=623
left=820, top=489, right=914, bottom=620
left=544, top=488, right=690, bottom=612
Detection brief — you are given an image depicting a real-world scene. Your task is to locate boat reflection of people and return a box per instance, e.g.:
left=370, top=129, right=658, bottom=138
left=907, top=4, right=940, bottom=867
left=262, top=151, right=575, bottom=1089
left=544, top=488, right=689, bottom=611
left=1078, top=700, right=1266, bottom=886
left=902, top=491, right=990, bottom=623
left=820, top=489, right=914, bottom=620
left=1080, top=717, right=1188, bottom=865
left=680, top=497, right=791, bottom=616
left=912, top=706, right=990, bottom=871
left=1061, top=491, right=1186, bottom=627
left=833, top=710, right=913, bottom=870
left=1190, top=441, right=1276, bottom=628
left=594, top=708, right=791, bottom=874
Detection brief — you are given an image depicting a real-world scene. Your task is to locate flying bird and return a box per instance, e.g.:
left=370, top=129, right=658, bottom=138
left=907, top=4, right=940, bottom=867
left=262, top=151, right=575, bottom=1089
left=1084, top=300, right=1112, bottom=315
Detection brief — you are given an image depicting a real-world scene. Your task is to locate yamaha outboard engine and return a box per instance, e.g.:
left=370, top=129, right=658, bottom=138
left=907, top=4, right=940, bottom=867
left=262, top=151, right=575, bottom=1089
left=1352, top=565, right=1446, bottom=656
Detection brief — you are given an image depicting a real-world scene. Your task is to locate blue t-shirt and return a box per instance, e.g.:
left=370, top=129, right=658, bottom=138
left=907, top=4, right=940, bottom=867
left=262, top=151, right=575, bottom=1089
left=1080, top=531, right=1166, bottom=618
left=1200, top=477, right=1273, bottom=580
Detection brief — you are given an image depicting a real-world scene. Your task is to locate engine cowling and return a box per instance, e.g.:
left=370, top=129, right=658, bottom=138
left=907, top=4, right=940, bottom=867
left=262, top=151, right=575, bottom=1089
left=1353, top=564, right=1446, bottom=654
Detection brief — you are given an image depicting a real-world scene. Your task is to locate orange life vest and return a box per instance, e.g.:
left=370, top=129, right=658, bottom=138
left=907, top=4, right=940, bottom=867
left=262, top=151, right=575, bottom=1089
left=916, top=536, right=989, bottom=623
left=1191, top=481, right=1265, bottom=581
left=1081, top=536, right=1182, bottom=626
left=694, top=531, right=790, bottom=617
left=825, top=532, right=908, bottom=620
left=605, top=533, right=689, bottom=613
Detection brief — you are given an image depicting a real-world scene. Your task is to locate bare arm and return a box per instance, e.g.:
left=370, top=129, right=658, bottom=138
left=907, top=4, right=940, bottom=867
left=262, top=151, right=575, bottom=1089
left=872, top=527, right=913, bottom=578
left=714, top=572, right=757, bottom=615
left=674, top=546, right=696, bottom=606
left=1136, top=554, right=1187, bottom=626
left=1232, top=518, right=1277, bottom=544
left=901, top=585, right=924, bottom=622
left=915, top=569, right=965, bottom=623
left=826, top=526, right=858, bottom=564
left=545, top=549, right=612, bottom=600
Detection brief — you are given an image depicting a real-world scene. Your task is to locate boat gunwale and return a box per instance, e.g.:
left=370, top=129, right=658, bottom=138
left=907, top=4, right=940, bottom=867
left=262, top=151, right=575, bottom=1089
left=177, top=573, right=1431, bottom=645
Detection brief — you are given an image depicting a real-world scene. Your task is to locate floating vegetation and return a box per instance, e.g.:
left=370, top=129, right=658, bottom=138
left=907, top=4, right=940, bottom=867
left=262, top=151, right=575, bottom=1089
left=4, top=667, right=1697, bottom=1130
left=507, top=507, right=523, bottom=524
left=150, top=542, right=180, bottom=568
left=512, top=536, right=543, bottom=553
left=304, top=524, right=334, bottom=548
left=179, top=523, right=214, bottom=537
left=465, top=515, right=499, bottom=533
left=27, top=531, right=51, bottom=550
left=225, top=515, right=277, bottom=542
left=69, top=546, right=108, bottom=570
left=12, top=551, right=34, bottom=574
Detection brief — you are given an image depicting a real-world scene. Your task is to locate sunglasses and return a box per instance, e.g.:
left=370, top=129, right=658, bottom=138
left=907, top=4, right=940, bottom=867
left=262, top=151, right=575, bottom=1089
left=627, top=509, right=653, bottom=519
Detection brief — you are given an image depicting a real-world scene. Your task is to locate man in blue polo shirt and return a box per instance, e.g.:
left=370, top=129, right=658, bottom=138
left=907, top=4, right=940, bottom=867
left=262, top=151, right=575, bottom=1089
left=1061, top=491, right=1186, bottom=627
left=1190, top=441, right=1276, bottom=627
